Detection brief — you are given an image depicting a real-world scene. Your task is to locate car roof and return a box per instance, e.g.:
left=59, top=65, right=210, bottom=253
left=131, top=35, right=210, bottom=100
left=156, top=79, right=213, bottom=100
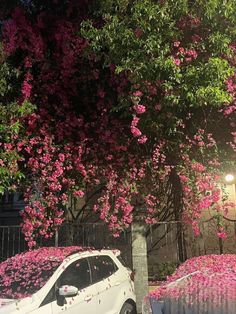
left=66, top=248, right=120, bottom=257
left=0, top=247, right=121, bottom=268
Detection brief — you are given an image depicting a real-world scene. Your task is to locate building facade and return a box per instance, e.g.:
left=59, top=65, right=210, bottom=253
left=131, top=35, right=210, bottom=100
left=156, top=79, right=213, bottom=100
left=0, top=191, right=24, bottom=225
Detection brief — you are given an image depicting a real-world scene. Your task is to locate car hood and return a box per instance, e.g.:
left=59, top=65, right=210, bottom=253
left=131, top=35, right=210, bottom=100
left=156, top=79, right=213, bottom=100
left=0, top=298, right=17, bottom=307
left=0, top=297, right=32, bottom=313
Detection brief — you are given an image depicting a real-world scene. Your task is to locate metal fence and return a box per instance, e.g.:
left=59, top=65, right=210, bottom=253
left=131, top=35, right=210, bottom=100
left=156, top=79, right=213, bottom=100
left=146, top=219, right=236, bottom=279
left=55, top=223, right=133, bottom=267
left=0, top=225, right=27, bottom=261
left=1, top=220, right=236, bottom=270
left=0, top=223, right=132, bottom=266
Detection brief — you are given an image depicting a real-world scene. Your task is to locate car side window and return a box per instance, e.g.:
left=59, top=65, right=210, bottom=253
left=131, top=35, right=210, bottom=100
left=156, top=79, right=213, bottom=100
left=58, top=258, right=91, bottom=290
left=90, top=255, right=118, bottom=284
left=40, top=284, right=56, bottom=307
left=40, top=258, right=91, bottom=307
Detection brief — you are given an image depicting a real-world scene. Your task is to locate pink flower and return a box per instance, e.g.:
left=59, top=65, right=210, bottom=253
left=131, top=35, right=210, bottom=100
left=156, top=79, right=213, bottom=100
left=191, top=34, right=202, bottom=43
left=185, top=57, right=192, bottom=62
left=173, top=58, right=181, bottom=66
left=58, top=153, right=65, bottom=162
left=22, top=80, right=32, bottom=99
left=131, top=126, right=142, bottom=137
left=191, top=162, right=205, bottom=172
left=73, top=190, right=84, bottom=198
left=24, top=57, right=32, bottom=68
left=173, top=41, right=181, bottom=47
left=198, top=141, right=205, bottom=147
left=179, top=175, right=188, bottom=183
left=133, top=104, right=146, bottom=114
left=186, top=49, right=198, bottom=59
left=133, top=90, right=143, bottom=97
left=131, top=116, right=140, bottom=127
left=145, top=217, right=157, bottom=224
left=138, top=135, right=148, bottom=144
left=217, top=227, right=227, bottom=239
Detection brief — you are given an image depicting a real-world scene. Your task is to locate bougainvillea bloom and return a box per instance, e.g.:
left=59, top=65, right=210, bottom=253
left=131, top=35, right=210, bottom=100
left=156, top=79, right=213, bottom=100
left=146, top=254, right=236, bottom=313
left=0, top=246, right=84, bottom=299
left=0, top=247, right=136, bottom=314
left=0, top=1, right=235, bottom=247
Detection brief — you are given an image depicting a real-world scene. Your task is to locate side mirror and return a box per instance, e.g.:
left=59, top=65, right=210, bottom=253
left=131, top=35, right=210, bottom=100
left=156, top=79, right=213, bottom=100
left=56, top=285, right=78, bottom=306
left=58, top=285, right=78, bottom=297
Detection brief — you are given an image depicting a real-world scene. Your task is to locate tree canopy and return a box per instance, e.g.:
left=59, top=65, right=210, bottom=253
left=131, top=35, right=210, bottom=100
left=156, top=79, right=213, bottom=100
left=0, top=0, right=235, bottom=247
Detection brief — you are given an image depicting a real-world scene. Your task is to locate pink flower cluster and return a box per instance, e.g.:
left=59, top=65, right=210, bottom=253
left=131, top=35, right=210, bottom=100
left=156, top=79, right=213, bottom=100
left=1, top=3, right=235, bottom=248
left=150, top=254, right=236, bottom=306
left=179, top=159, right=229, bottom=236
left=130, top=116, right=142, bottom=137
left=0, top=246, right=85, bottom=299
left=133, top=104, right=146, bottom=114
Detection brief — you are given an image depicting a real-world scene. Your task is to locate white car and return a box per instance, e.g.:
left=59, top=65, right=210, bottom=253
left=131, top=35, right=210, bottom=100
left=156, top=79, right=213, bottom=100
left=0, top=246, right=136, bottom=314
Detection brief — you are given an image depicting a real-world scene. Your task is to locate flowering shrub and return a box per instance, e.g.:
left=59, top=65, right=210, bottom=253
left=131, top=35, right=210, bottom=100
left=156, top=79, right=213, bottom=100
left=0, top=0, right=235, bottom=246
left=0, top=45, right=34, bottom=194
left=150, top=254, right=236, bottom=306
left=0, top=246, right=85, bottom=299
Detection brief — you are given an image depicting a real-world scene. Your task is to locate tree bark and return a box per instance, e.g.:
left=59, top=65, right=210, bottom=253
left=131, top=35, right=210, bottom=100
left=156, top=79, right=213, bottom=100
left=170, top=169, right=187, bottom=262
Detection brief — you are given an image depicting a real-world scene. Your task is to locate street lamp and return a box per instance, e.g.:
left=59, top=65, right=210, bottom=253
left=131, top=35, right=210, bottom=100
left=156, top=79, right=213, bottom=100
left=224, top=172, right=236, bottom=210
left=225, top=173, right=235, bottom=184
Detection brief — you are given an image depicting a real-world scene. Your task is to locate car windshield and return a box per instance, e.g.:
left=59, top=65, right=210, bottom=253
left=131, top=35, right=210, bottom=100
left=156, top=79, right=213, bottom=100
left=0, top=246, right=84, bottom=299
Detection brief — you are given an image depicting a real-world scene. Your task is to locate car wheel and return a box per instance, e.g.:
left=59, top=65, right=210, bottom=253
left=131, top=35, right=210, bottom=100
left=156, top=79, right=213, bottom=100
left=119, top=302, right=136, bottom=314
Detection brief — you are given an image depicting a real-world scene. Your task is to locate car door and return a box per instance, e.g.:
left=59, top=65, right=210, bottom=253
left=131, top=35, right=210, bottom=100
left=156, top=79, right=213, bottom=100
left=89, top=255, right=122, bottom=314
left=29, top=301, right=53, bottom=314
left=39, top=257, right=98, bottom=314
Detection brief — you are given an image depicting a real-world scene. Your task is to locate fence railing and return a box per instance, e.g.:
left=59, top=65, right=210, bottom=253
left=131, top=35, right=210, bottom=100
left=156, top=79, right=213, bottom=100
left=0, top=225, right=27, bottom=261
left=1, top=220, right=236, bottom=269
left=0, top=223, right=133, bottom=266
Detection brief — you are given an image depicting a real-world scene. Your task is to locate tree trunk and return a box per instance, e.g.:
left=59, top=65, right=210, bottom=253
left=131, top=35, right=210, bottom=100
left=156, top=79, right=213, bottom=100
left=132, top=222, right=148, bottom=314
left=170, top=169, right=187, bottom=262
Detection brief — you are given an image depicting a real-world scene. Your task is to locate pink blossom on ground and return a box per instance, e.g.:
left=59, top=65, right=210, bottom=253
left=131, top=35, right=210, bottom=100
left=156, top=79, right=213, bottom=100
left=149, top=254, right=236, bottom=307
left=0, top=247, right=86, bottom=299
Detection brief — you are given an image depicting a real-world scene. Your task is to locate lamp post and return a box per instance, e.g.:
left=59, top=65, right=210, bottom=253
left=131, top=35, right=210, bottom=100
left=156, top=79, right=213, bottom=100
left=224, top=172, right=236, bottom=218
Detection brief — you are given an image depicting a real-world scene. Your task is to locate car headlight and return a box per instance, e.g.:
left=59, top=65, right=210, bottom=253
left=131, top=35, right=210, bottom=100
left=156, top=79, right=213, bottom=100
left=142, top=297, right=153, bottom=314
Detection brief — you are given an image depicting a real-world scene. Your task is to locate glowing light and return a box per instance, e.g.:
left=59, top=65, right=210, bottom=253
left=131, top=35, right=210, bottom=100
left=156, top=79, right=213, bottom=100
left=225, top=174, right=235, bottom=183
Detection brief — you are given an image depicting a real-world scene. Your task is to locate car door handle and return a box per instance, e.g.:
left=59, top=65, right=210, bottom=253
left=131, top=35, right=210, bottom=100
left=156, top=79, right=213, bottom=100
left=84, top=294, right=92, bottom=302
